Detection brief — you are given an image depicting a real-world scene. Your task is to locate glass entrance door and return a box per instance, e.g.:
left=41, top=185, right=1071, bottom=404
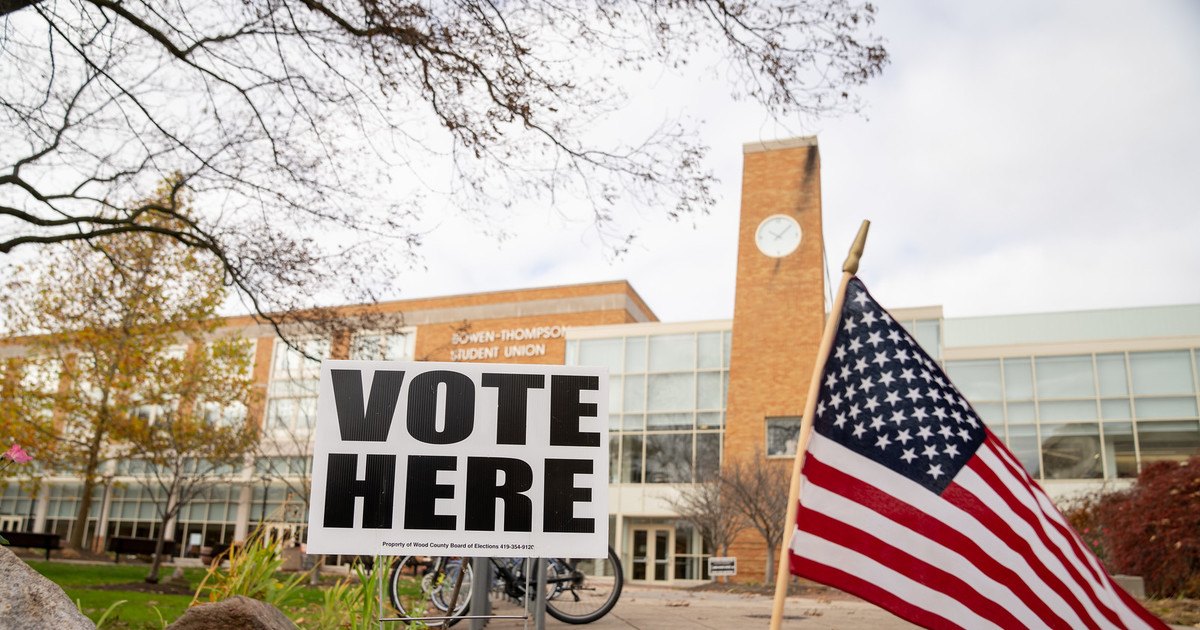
left=628, top=526, right=673, bottom=582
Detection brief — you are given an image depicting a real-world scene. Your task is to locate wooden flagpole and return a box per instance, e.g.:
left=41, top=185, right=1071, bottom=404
left=768, top=220, right=870, bottom=630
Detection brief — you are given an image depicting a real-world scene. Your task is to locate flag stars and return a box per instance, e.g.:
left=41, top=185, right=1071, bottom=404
left=870, top=416, right=886, bottom=431
left=834, top=345, right=848, bottom=361
left=857, top=377, right=874, bottom=395
left=912, top=407, right=929, bottom=422
left=852, top=423, right=866, bottom=439
left=884, top=391, right=902, bottom=406
left=864, top=397, right=880, bottom=413
left=834, top=413, right=848, bottom=428
left=938, top=425, right=954, bottom=440
left=829, top=391, right=844, bottom=409
left=825, top=373, right=838, bottom=389
left=932, top=408, right=948, bottom=421
left=879, top=371, right=896, bottom=387
left=861, top=310, right=878, bottom=327
left=843, top=317, right=859, bottom=333
left=871, top=352, right=889, bottom=368
left=900, top=368, right=916, bottom=383
left=866, top=331, right=883, bottom=347
left=944, top=444, right=961, bottom=459
left=854, top=357, right=869, bottom=373
left=852, top=292, right=869, bottom=306
left=847, top=403, right=861, bottom=419
left=927, top=464, right=944, bottom=480
left=896, top=429, right=913, bottom=445
left=887, top=329, right=904, bottom=344
left=916, top=425, right=934, bottom=441
left=889, top=410, right=906, bottom=425
left=900, top=448, right=917, bottom=464
left=875, top=434, right=892, bottom=450
left=848, top=338, right=864, bottom=353
left=958, top=428, right=972, bottom=442
left=922, top=444, right=940, bottom=460
left=895, top=349, right=912, bottom=364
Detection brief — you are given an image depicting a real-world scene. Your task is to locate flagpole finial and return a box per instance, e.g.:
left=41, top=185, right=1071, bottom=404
left=842, top=219, right=871, bottom=275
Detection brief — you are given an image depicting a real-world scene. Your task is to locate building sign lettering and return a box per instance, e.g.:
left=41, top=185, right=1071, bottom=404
left=449, top=325, right=564, bottom=361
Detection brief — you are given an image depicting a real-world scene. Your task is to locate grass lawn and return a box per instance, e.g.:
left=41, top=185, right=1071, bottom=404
left=28, top=560, right=328, bottom=629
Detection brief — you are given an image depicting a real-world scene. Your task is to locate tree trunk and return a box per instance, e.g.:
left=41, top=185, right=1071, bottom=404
left=68, top=425, right=106, bottom=549
left=764, top=544, right=775, bottom=588
left=145, top=510, right=173, bottom=583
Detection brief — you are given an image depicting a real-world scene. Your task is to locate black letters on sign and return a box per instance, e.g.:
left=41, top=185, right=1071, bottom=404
left=331, top=370, right=405, bottom=442
left=465, top=457, right=533, bottom=532
left=481, top=373, right=545, bottom=445
left=323, top=453, right=396, bottom=529
left=407, top=371, right=475, bottom=444
left=404, top=455, right=457, bottom=530
left=543, top=458, right=594, bottom=533
left=549, top=375, right=600, bottom=447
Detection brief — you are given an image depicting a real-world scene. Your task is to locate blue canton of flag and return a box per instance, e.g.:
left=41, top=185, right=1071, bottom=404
left=814, top=278, right=985, bottom=494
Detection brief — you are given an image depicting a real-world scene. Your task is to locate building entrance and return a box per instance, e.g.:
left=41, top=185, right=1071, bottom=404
left=628, top=525, right=673, bottom=582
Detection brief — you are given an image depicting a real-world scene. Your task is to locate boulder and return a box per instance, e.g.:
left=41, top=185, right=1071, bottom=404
left=0, top=545, right=94, bottom=629
left=167, top=595, right=296, bottom=630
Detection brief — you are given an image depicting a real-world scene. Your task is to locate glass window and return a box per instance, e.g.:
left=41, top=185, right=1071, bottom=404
left=1096, top=354, right=1128, bottom=397
left=1129, top=351, right=1194, bottom=395
left=1038, top=400, right=1097, bottom=421
left=578, top=339, right=622, bottom=373
left=645, top=434, right=691, bottom=483
left=722, top=332, right=732, bottom=369
left=697, top=333, right=722, bottom=370
left=350, top=332, right=413, bottom=361
left=1134, top=397, right=1198, bottom=420
left=972, top=402, right=1004, bottom=427
left=697, top=412, right=723, bottom=428
left=647, top=413, right=693, bottom=430
left=766, top=417, right=801, bottom=457
left=1035, top=356, right=1095, bottom=398
left=1040, top=423, right=1102, bottom=480
left=620, top=435, right=643, bottom=483
left=565, top=340, right=579, bottom=365
left=622, top=414, right=644, bottom=431
left=648, top=335, right=695, bottom=372
left=623, top=375, right=645, bottom=412
left=1006, top=425, right=1041, bottom=478
left=1004, top=358, right=1034, bottom=400
left=1136, top=420, right=1200, bottom=466
left=697, top=372, right=722, bottom=410
left=946, top=360, right=1002, bottom=401
left=915, top=320, right=941, bottom=359
left=1101, top=422, right=1137, bottom=478
left=624, top=337, right=646, bottom=373
left=695, top=434, right=720, bottom=481
left=608, top=441, right=619, bottom=483
left=647, top=373, right=694, bottom=411
left=1006, top=401, right=1036, bottom=424
left=1101, top=400, right=1131, bottom=420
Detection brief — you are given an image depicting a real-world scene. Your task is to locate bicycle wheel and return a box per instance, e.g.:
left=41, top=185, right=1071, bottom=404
left=544, top=546, right=624, bottom=624
left=388, top=555, right=472, bottom=627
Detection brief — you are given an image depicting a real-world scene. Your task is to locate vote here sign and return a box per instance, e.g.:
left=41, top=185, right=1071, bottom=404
left=306, top=361, right=609, bottom=558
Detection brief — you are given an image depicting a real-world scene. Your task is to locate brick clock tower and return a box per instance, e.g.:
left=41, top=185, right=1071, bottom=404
left=723, top=136, right=827, bottom=580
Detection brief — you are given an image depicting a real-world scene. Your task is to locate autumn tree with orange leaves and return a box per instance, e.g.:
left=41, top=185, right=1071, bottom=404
left=1, top=179, right=256, bottom=574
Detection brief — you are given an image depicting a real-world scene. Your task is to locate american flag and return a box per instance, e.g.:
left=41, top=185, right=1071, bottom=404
left=787, top=278, right=1166, bottom=629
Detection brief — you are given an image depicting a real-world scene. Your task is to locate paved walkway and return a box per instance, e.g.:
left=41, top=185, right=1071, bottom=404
left=481, top=583, right=919, bottom=629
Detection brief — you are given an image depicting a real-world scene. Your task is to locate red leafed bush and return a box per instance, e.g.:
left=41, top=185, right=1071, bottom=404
left=1084, top=456, right=1200, bottom=598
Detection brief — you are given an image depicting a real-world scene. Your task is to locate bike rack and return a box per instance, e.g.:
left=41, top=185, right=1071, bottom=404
left=375, top=557, right=550, bottom=630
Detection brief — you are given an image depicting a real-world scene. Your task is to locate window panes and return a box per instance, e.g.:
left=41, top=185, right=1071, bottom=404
left=698, top=333, right=722, bottom=369
left=648, top=335, right=695, bottom=372
left=1136, top=420, right=1200, bottom=465
left=1101, top=422, right=1137, bottom=478
left=946, top=360, right=1002, bottom=401
left=608, top=441, right=619, bottom=483
left=1101, top=400, right=1131, bottom=420
left=1134, top=397, right=1198, bottom=420
left=1006, top=425, right=1041, bottom=478
left=624, top=337, right=646, bottom=373
left=1004, top=358, right=1034, bottom=400
left=647, top=373, right=694, bottom=411
left=722, top=332, right=732, bottom=368
left=647, top=413, right=693, bottom=430
left=623, top=376, right=645, bottom=412
left=578, top=339, right=622, bottom=373
left=350, top=332, right=413, bottom=361
left=645, top=434, right=691, bottom=483
left=1038, top=400, right=1097, bottom=421
left=620, top=435, right=643, bottom=483
left=766, top=417, right=801, bottom=457
left=973, top=402, right=1004, bottom=426
left=915, top=320, right=940, bottom=360
left=695, top=434, right=720, bottom=481
left=1035, top=356, right=1095, bottom=398
left=622, top=414, right=644, bottom=431
left=1096, top=354, right=1128, bottom=396
left=1040, top=423, right=1102, bottom=479
left=1130, top=351, right=1194, bottom=395
left=697, top=412, right=723, bottom=428
left=1006, top=401, right=1036, bottom=424
left=697, top=372, right=722, bottom=410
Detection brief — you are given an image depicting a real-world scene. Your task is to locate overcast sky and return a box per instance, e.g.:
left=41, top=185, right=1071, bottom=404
left=389, top=0, right=1200, bottom=323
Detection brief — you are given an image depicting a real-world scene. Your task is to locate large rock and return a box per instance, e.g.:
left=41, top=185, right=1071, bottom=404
left=167, top=595, right=296, bottom=630
left=0, top=545, right=94, bottom=629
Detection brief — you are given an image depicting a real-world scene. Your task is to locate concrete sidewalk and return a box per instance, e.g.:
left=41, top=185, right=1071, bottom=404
left=481, top=583, right=919, bottom=629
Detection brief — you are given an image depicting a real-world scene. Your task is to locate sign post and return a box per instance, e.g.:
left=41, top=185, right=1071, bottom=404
left=305, top=360, right=610, bottom=624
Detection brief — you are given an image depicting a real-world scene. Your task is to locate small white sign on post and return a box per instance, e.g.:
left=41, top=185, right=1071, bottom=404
left=708, top=556, right=737, bottom=578
left=306, top=361, right=609, bottom=558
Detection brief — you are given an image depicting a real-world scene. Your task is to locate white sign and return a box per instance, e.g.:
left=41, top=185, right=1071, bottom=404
left=306, top=361, right=609, bottom=558
left=708, top=556, right=737, bottom=577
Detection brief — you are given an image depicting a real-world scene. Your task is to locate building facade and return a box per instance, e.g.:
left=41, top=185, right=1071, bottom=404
left=2, top=138, right=1198, bottom=585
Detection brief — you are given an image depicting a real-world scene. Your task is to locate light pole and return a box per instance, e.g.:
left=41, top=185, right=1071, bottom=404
left=258, top=475, right=270, bottom=529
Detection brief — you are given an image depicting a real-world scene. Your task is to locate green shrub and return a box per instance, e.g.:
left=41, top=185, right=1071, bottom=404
left=192, top=530, right=309, bottom=610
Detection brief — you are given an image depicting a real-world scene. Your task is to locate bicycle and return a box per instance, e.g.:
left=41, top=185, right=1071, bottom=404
left=387, top=547, right=624, bottom=626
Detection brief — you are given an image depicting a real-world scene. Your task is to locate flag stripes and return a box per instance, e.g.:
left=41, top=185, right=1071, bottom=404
left=792, top=432, right=1165, bottom=629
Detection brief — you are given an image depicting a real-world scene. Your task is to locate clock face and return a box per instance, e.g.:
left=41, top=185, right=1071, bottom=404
left=755, top=215, right=802, bottom=258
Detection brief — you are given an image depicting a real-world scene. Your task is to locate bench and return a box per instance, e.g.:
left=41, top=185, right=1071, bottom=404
left=106, top=536, right=177, bottom=563
left=1, top=531, right=62, bottom=561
